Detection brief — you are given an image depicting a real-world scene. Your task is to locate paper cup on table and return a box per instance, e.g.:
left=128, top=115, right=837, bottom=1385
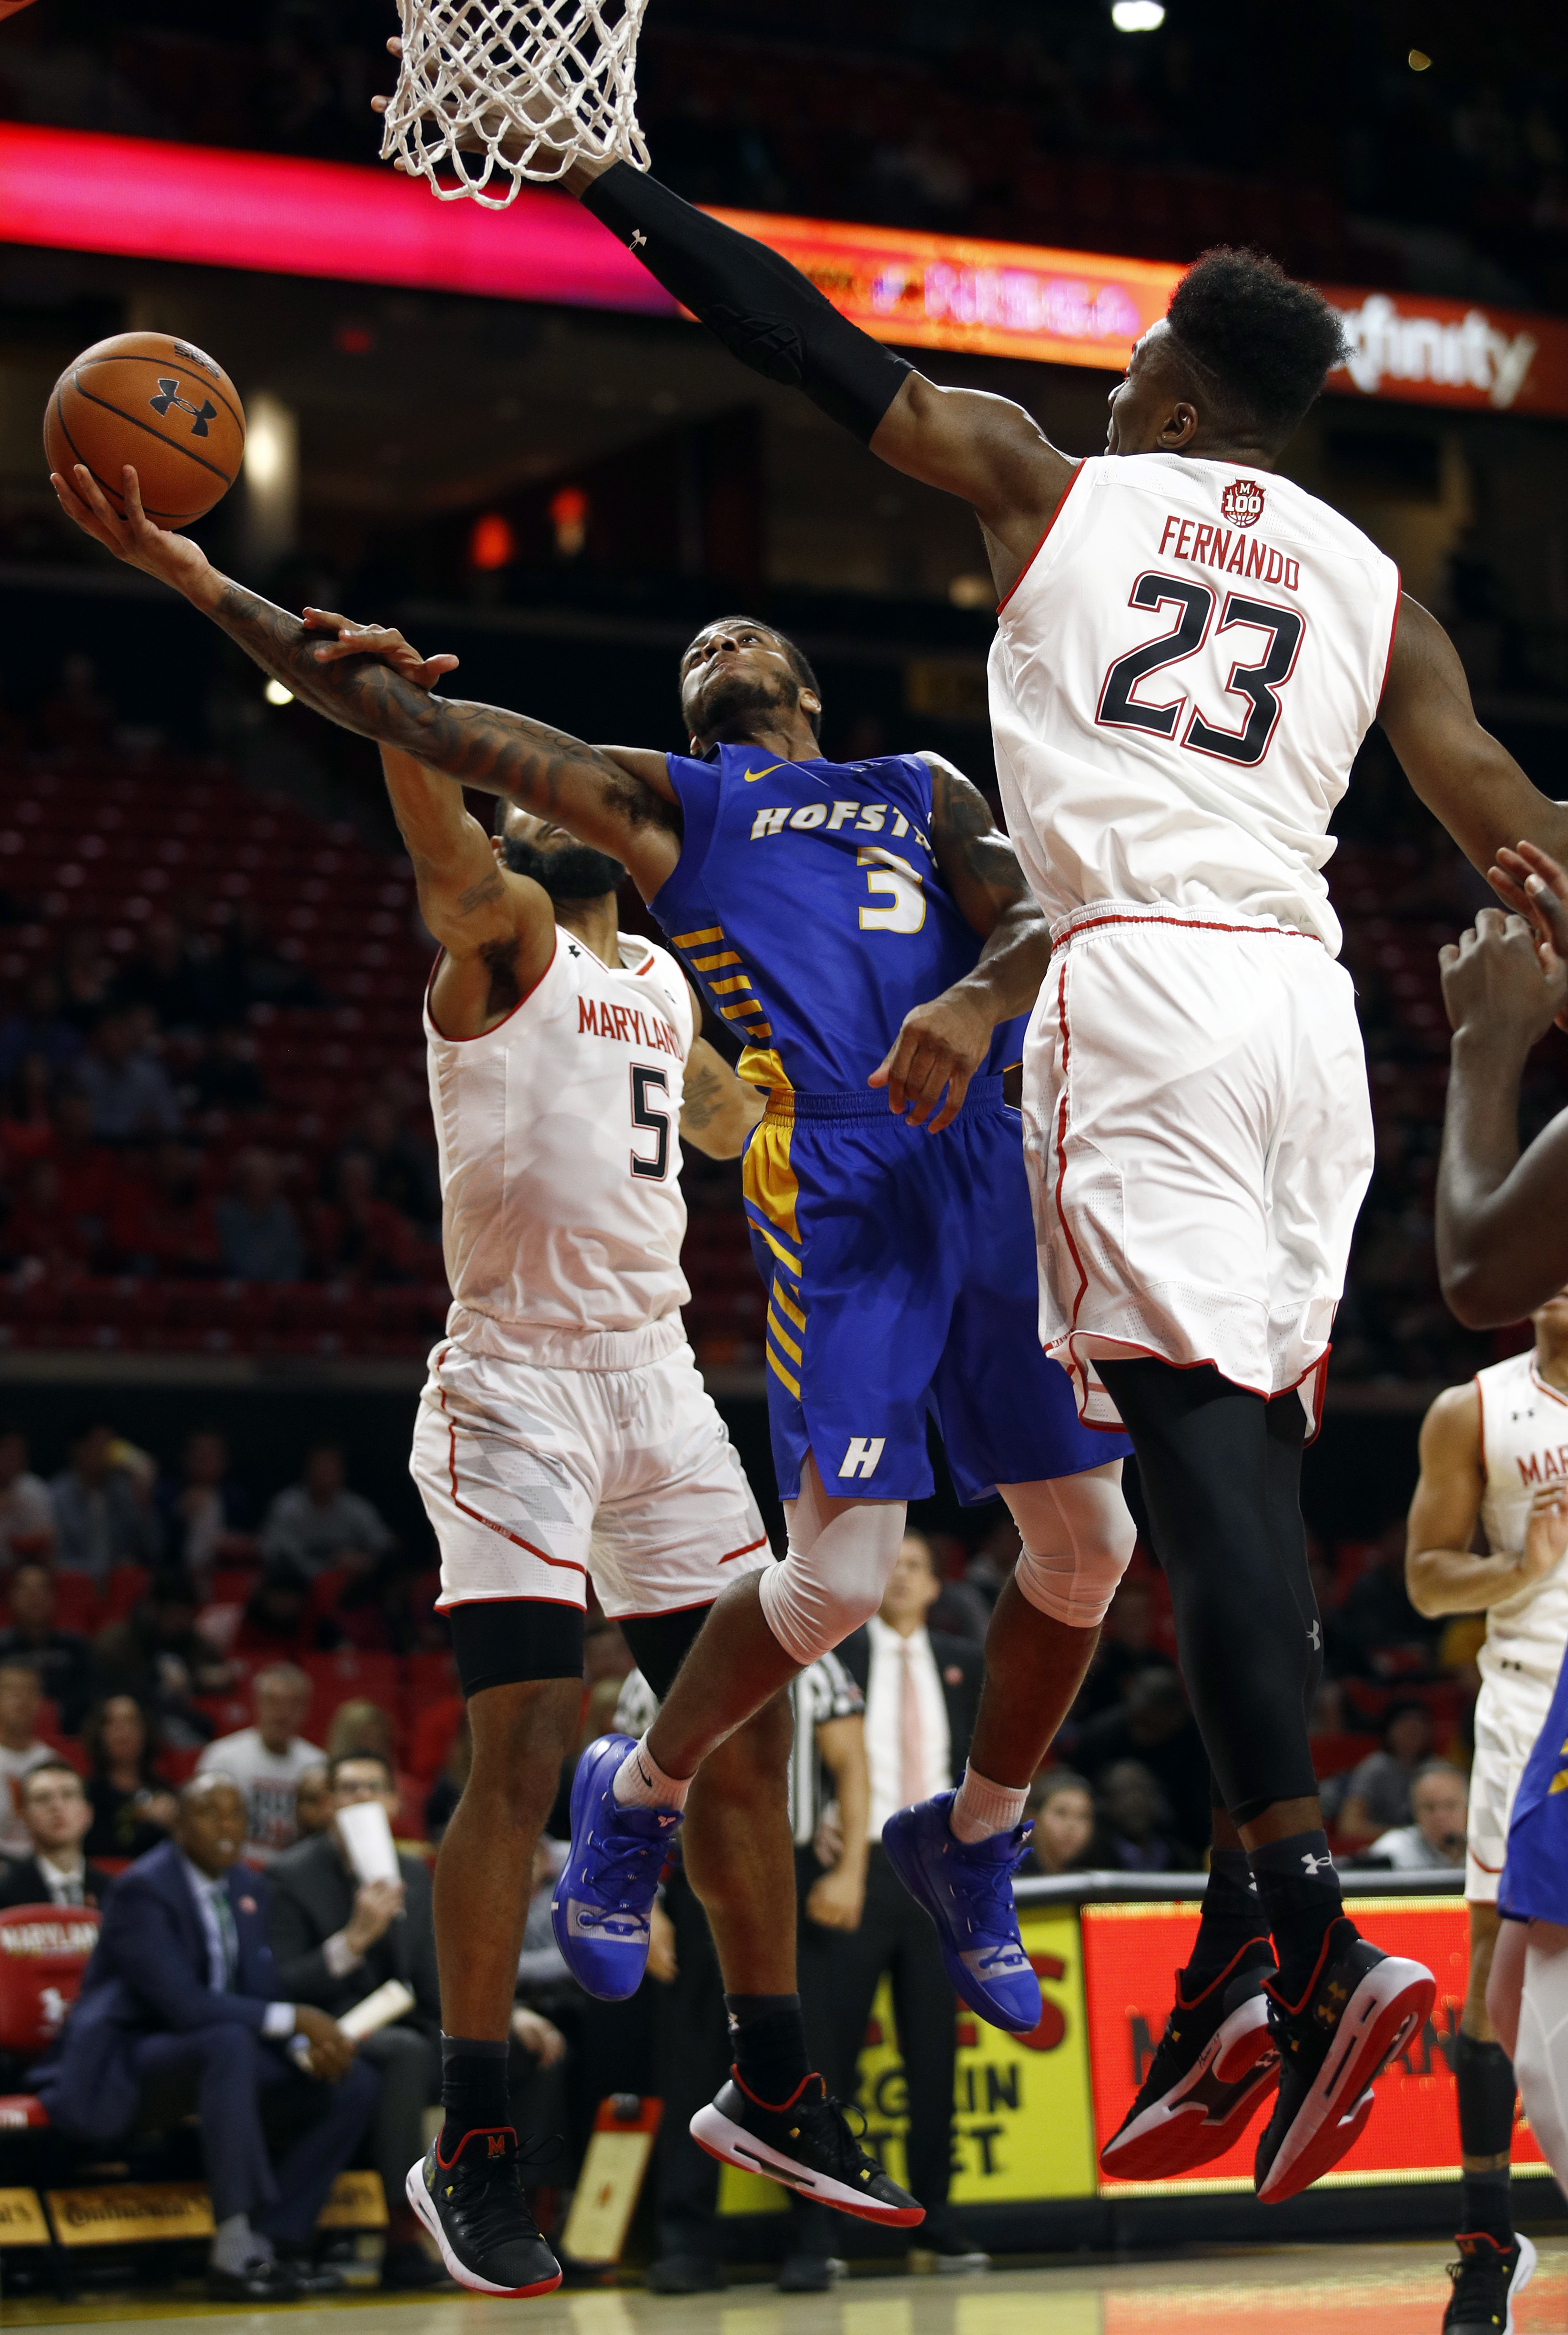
left=336, top=1797, right=401, bottom=1886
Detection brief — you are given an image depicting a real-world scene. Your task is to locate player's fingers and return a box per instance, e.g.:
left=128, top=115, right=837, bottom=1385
left=926, top=1062, right=971, bottom=1134
left=301, top=606, right=353, bottom=634
left=1475, top=905, right=1508, bottom=938
left=1525, top=872, right=1568, bottom=955
left=386, top=34, right=403, bottom=53
left=1514, top=840, right=1568, bottom=899
left=1487, top=866, right=1534, bottom=920
left=1438, top=942, right=1459, bottom=971
left=899, top=1043, right=947, bottom=1125
left=121, top=465, right=148, bottom=529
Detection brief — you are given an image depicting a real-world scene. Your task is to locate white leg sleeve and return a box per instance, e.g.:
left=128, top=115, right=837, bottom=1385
left=758, top=1453, right=907, bottom=1665
left=1002, top=1460, right=1137, bottom=1631
left=1515, top=1927, right=1568, bottom=2202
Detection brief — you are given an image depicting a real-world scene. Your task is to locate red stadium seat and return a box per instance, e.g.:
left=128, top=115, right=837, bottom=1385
left=47, top=1574, right=102, bottom=1634
left=303, top=1650, right=402, bottom=1746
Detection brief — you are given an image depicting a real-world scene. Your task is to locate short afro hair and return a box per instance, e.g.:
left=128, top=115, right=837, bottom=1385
left=682, top=617, right=822, bottom=741
left=1165, top=246, right=1348, bottom=446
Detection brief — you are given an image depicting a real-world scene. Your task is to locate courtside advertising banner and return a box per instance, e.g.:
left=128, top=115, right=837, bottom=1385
left=1082, top=1897, right=1550, bottom=2195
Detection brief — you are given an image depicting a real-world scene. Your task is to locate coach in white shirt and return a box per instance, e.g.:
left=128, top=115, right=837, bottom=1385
left=838, top=1534, right=988, bottom=2271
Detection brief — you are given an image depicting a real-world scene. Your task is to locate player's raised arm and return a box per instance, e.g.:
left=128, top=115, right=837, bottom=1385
left=568, top=162, right=1074, bottom=565
left=1436, top=866, right=1568, bottom=1325
left=678, top=1030, right=764, bottom=1161
left=1380, top=595, right=1568, bottom=878
left=377, top=745, right=554, bottom=1016
left=870, top=754, right=1053, bottom=1133
left=47, top=462, right=682, bottom=898
left=1407, top=1380, right=1568, bottom=1618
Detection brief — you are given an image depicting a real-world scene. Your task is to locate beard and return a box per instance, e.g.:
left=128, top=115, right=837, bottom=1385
left=689, top=665, right=798, bottom=743
left=502, top=837, right=627, bottom=901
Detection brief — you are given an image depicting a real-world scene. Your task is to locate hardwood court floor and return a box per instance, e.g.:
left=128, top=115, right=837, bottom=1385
left=5, top=2240, right=1568, bottom=2334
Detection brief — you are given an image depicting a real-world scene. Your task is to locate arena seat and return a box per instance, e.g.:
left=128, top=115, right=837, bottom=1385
left=0, top=1901, right=101, bottom=2069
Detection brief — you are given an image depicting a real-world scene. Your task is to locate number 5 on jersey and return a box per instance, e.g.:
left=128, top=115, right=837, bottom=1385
left=630, top=1065, right=670, bottom=1181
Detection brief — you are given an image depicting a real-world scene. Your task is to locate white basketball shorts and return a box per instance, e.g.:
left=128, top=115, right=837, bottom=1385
left=410, top=1336, right=769, bottom=1618
left=1468, top=1669, right=1556, bottom=1904
left=1021, top=902, right=1375, bottom=1431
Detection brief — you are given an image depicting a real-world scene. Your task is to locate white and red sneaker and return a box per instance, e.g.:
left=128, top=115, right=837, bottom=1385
left=1099, top=1939, right=1279, bottom=2181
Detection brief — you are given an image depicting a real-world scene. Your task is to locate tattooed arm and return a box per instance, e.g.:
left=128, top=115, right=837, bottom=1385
left=868, top=752, right=1052, bottom=1133
left=48, top=461, right=684, bottom=900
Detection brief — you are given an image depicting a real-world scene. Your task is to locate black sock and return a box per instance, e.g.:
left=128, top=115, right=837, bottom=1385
left=725, top=1993, right=811, bottom=2106
left=1185, top=1845, right=1269, bottom=1988
left=1248, top=1828, right=1343, bottom=2003
left=1457, top=2030, right=1516, bottom=2244
left=438, top=2035, right=511, bottom=2158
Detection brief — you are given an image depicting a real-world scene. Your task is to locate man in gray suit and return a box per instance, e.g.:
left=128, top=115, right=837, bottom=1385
left=267, top=1750, right=445, bottom=2290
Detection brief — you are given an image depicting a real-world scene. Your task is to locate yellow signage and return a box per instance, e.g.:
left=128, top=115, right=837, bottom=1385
left=0, top=2188, right=50, bottom=2245
left=561, top=2128, right=658, bottom=2263
left=720, top=1905, right=1095, bottom=2214
left=46, top=2183, right=214, bottom=2246
left=315, top=2170, right=387, bottom=2229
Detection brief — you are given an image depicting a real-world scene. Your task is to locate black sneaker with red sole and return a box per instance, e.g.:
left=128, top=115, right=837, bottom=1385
left=691, top=2071, right=923, bottom=2226
left=1099, top=1939, right=1279, bottom=2181
left=1253, top=1916, right=1435, bottom=2202
left=406, top=2127, right=562, bottom=2297
left=1443, top=2231, right=1537, bottom=2332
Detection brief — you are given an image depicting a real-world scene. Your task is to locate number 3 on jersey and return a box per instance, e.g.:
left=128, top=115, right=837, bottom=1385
left=630, top=1065, right=670, bottom=1181
left=1097, top=571, right=1305, bottom=768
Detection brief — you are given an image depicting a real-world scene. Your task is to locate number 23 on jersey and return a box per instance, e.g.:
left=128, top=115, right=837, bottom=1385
left=1097, top=571, right=1305, bottom=768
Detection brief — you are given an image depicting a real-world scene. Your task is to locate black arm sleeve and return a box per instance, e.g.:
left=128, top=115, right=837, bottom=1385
left=581, top=164, right=912, bottom=444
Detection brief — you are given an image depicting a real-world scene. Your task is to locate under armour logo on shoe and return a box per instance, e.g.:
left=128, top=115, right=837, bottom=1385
left=1309, top=1620, right=1322, bottom=1652
left=631, top=229, right=647, bottom=250
left=656, top=1813, right=679, bottom=1829
left=1300, top=1851, right=1334, bottom=1876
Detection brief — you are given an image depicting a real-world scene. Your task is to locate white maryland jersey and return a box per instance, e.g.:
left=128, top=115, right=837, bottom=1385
left=1476, top=1350, right=1568, bottom=1692
left=424, top=928, right=696, bottom=1368
left=989, top=454, right=1402, bottom=957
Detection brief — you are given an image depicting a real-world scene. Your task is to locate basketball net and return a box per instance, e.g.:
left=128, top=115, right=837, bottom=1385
left=380, top=0, right=651, bottom=209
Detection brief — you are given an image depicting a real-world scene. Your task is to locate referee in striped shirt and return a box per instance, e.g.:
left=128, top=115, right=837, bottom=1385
left=617, top=1652, right=867, bottom=2294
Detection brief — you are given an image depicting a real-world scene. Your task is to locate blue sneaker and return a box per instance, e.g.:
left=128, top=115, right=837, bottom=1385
left=882, top=1791, right=1041, bottom=2034
left=551, top=1734, right=682, bottom=2000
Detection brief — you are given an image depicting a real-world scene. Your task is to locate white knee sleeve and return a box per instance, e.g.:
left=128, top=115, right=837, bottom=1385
left=1004, top=1460, right=1137, bottom=1631
left=758, top=1473, right=907, bottom=1665
left=1516, top=1935, right=1568, bottom=2201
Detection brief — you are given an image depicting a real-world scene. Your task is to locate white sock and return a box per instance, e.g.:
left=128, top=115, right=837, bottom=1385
left=210, top=2213, right=272, bottom=2274
left=612, top=1732, right=691, bottom=1812
left=949, top=1764, right=1029, bottom=1845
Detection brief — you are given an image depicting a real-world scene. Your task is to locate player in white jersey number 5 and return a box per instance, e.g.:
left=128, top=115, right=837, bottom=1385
left=1406, top=1300, right=1568, bottom=2333
left=553, top=164, right=1568, bottom=2198
left=383, top=748, right=920, bottom=2291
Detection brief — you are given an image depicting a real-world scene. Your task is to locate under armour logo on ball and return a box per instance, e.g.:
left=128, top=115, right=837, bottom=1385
left=149, top=379, right=218, bottom=437
left=1300, top=1851, right=1334, bottom=1876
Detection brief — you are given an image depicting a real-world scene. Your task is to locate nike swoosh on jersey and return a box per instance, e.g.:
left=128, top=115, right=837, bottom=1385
left=743, top=762, right=787, bottom=781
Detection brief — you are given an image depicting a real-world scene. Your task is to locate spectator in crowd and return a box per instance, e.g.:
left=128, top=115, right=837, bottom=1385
left=34, top=1774, right=377, bottom=2301
left=1076, top=1576, right=1175, bottom=1720
left=1027, top=1770, right=1106, bottom=1878
left=209, top=901, right=323, bottom=1020
left=0, top=1660, right=54, bottom=1858
left=0, top=1558, right=94, bottom=1729
left=838, top=1533, right=988, bottom=2273
left=76, top=1008, right=181, bottom=1142
left=260, top=1445, right=394, bottom=1580
left=422, top=1708, right=469, bottom=1844
left=0, top=969, right=81, bottom=1083
left=3, top=1157, right=93, bottom=1275
left=234, top=1563, right=312, bottom=1656
left=268, top=1750, right=448, bottom=2290
left=0, top=1758, right=114, bottom=1908
left=293, top=1766, right=332, bottom=1841
left=1363, top=1761, right=1471, bottom=1873
left=48, top=1089, right=116, bottom=1237
left=50, top=1423, right=163, bottom=1585
left=56, top=926, right=112, bottom=1033
left=336, top=1096, right=439, bottom=1235
left=1073, top=1667, right=1212, bottom=1856
left=214, top=1148, right=304, bottom=1282
left=1337, top=1700, right=1436, bottom=1847
left=1340, top=1520, right=1439, bottom=1673
left=1, top=1052, right=58, bottom=1172
left=115, top=912, right=211, bottom=1035
left=159, top=1429, right=255, bottom=1584
left=188, top=1025, right=268, bottom=1114
left=108, top=1141, right=222, bottom=1277
left=92, top=1569, right=230, bottom=1743
left=81, top=1694, right=178, bottom=1861
left=310, top=1152, right=420, bottom=1286
left=1096, top=1760, right=1200, bottom=1875
left=324, top=1701, right=416, bottom=1835
left=196, top=1664, right=326, bottom=1862
left=0, top=1428, right=55, bottom=1572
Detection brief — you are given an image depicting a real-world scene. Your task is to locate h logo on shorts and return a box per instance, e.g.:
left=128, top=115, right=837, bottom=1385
left=838, top=1437, right=886, bottom=1480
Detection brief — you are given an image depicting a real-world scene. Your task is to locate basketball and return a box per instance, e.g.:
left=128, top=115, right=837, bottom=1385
left=44, top=330, right=245, bottom=527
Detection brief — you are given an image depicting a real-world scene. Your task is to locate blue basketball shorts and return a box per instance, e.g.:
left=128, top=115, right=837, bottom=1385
left=740, top=1074, right=1131, bottom=1506
left=1500, top=1640, right=1568, bottom=1930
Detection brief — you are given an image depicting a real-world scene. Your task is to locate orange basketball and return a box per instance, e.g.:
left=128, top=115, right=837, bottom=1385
left=44, top=331, right=245, bottom=527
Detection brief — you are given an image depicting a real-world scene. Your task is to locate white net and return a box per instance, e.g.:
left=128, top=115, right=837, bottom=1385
left=380, top=0, right=651, bottom=210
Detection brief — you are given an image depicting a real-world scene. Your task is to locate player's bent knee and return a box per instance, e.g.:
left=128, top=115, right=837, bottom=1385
left=1514, top=1932, right=1568, bottom=2186
left=758, top=1501, right=906, bottom=1663
left=1008, top=1464, right=1138, bottom=1631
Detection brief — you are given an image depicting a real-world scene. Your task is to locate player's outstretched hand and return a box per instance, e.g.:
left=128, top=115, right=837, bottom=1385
left=49, top=463, right=216, bottom=602
left=1439, top=904, right=1568, bottom=1050
left=301, top=608, right=459, bottom=691
left=1490, top=841, right=1568, bottom=1031
left=1522, top=1482, right=1568, bottom=1584
left=871, top=989, right=993, bottom=1133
